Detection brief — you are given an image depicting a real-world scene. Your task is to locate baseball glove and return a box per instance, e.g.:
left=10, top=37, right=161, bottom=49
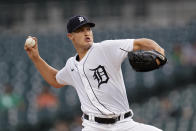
left=128, top=50, right=167, bottom=72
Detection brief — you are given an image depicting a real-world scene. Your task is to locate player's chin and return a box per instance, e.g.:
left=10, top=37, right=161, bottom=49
left=82, top=42, right=92, bottom=49
left=84, top=41, right=93, bottom=46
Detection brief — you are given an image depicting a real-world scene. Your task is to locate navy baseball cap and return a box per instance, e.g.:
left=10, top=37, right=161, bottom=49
left=67, top=15, right=95, bottom=33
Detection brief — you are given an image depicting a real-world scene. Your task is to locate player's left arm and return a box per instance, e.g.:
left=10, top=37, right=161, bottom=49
left=133, top=38, right=165, bottom=56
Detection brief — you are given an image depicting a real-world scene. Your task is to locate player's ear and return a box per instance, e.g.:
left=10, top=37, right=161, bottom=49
left=67, top=33, right=73, bottom=40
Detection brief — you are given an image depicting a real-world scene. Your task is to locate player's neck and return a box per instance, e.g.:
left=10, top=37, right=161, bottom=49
left=75, top=45, right=92, bottom=61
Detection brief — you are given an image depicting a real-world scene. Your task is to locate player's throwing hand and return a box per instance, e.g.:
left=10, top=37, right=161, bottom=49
left=24, top=36, right=39, bottom=61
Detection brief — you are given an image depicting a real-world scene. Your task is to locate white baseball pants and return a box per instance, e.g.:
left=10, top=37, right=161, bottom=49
left=82, top=117, right=162, bottom=131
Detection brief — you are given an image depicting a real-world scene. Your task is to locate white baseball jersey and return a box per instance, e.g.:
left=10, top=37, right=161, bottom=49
left=56, top=39, right=134, bottom=117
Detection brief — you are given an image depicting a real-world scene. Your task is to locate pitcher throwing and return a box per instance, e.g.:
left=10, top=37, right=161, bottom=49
left=24, top=15, right=165, bottom=131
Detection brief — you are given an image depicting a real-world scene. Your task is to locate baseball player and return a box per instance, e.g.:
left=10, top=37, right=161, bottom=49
left=24, top=15, right=164, bottom=131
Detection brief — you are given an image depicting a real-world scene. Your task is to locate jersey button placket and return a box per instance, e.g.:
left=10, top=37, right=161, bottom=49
left=77, top=65, right=93, bottom=100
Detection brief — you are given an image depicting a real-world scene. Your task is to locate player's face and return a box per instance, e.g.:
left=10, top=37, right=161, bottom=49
left=68, top=25, right=94, bottom=49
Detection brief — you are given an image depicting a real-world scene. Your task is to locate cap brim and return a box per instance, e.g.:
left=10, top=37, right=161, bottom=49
left=72, top=22, right=95, bottom=32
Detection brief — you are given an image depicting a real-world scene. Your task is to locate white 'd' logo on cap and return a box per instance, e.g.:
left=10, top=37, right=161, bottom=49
left=78, top=17, right=84, bottom=22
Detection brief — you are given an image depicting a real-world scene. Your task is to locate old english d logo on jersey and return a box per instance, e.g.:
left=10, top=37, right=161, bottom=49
left=90, top=65, right=109, bottom=88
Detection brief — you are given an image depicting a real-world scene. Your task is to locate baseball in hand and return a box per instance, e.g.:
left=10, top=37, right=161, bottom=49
left=25, top=37, right=35, bottom=47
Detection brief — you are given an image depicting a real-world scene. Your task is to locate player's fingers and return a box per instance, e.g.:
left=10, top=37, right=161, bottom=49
left=24, top=45, right=27, bottom=50
left=160, top=48, right=165, bottom=56
left=24, top=43, right=31, bottom=50
left=24, top=46, right=31, bottom=51
left=156, top=59, right=161, bottom=65
left=24, top=43, right=35, bottom=51
left=32, top=37, right=37, bottom=43
left=24, top=43, right=29, bottom=50
left=32, top=37, right=37, bottom=41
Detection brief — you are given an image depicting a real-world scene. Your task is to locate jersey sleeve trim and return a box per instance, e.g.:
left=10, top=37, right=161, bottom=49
left=56, top=73, right=66, bottom=85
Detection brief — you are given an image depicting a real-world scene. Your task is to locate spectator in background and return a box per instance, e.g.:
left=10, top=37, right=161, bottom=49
left=172, top=44, right=183, bottom=65
left=181, top=44, right=193, bottom=65
left=70, top=114, right=83, bottom=131
left=159, top=97, right=172, bottom=119
left=0, top=83, right=24, bottom=111
left=51, top=119, right=70, bottom=131
left=36, top=85, right=58, bottom=111
left=172, top=42, right=196, bottom=66
left=191, top=42, right=196, bottom=65
left=0, top=83, right=24, bottom=128
left=36, top=84, right=59, bottom=123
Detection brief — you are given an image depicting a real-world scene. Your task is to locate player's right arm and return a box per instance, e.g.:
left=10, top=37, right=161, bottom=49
left=24, top=36, right=65, bottom=88
left=133, top=38, right=165, bottom=56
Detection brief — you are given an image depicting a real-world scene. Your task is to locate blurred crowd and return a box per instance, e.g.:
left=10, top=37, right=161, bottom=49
left=132, top=84, right=196, bottom=131
left=172, top=42, right=196, bottom=66
left=0, top=82, right=82, bottom=131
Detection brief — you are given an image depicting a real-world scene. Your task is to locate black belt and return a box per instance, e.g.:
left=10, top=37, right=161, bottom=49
left=83, top=111, right=131, bottom=124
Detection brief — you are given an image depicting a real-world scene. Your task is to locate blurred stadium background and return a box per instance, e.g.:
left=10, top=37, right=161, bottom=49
left=0, top=0, right=196, bottom=131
